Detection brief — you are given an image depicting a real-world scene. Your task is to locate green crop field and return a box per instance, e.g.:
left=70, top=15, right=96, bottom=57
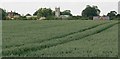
left=2, top=20, right=119, bottom=57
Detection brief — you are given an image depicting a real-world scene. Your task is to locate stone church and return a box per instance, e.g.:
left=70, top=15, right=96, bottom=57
left=55, top=7, right=60, bottom=17
left=55, top=7, right=70, bottom=18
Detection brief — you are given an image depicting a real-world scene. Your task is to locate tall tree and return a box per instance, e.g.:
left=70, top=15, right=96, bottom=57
left=82, top=5, right=101, bottom=19
left=26, top=13, right=31, bottom=16
left=116, top=14, right=120, bottom=20
left=107, top=11, right=117, bottom=17
left=116, top=14, right=120, bottom=18
left=33, top=8, right=53, bottom=17
left=0, top=8, right=6, bottom=20
left=107, top=11, right=117, bottom=20
left=61, top=10, right=72, bottom=16
left=13, top=12, right=21, bottom=16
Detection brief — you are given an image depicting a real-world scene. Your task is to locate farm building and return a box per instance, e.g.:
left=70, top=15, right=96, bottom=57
left=60, top=15, right=70, bottom=19
left=26, top=16, right=37, bottom=19
left=93, top=16, right=110, bottom=20
left=7, top=11, right=20, bottom=19
left=39, top=17, right=46, bottom=20
left=7, top=11, right=14, bottom=19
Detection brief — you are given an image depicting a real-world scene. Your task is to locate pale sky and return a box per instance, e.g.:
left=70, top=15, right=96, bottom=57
left=0, top=0, right=119, bottom=16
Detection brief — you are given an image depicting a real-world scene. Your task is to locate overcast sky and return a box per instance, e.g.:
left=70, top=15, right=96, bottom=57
left=0, top=0, right=119, bottom=16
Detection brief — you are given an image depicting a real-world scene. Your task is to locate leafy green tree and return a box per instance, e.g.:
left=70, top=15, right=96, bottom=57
left=33, top=8, right=53, bottom=17
left=13, top=12, right=21, bottom=16
left=0, top=8, right=6, bottom=20
left=116, top=14, right=120, bottom=18
left=107, top=11, right=117, bottom=17
left=61, top=10, right=72, bottom=16
left=116, top=14, right=120, bottom=20
left=82, top=5, right=101, bottom=19
left=107, top=11, right=117, bottom=20
left=33, top=11, right=37, bottom=16
left=19, top=16, right=27, bottom=20
left=26, top=13, right=31, bottom=16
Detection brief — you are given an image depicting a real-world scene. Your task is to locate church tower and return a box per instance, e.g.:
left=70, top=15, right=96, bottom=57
left=55, top=7, right=60, bottom=17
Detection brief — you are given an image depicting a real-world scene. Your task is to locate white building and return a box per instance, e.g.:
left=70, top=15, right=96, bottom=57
left=39, top=17, right=46, bottom=20
left=26, top=16, right=37, bottom=19
left=60, top=15, right=70, bottom=19
left=93, top=16, right=110, bottom=20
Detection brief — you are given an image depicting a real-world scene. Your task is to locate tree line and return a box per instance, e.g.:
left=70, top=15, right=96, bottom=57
left=0, top=5, right=120, bottom=20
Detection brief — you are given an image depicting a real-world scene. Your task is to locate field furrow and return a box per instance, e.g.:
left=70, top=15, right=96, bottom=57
left=2, top=21, right=118, bottom=56
left=3, top=21, right=109, bottom=49
left=28, top=24, right=118, bottom=57
left=3, top=20, right=109, bottom=48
